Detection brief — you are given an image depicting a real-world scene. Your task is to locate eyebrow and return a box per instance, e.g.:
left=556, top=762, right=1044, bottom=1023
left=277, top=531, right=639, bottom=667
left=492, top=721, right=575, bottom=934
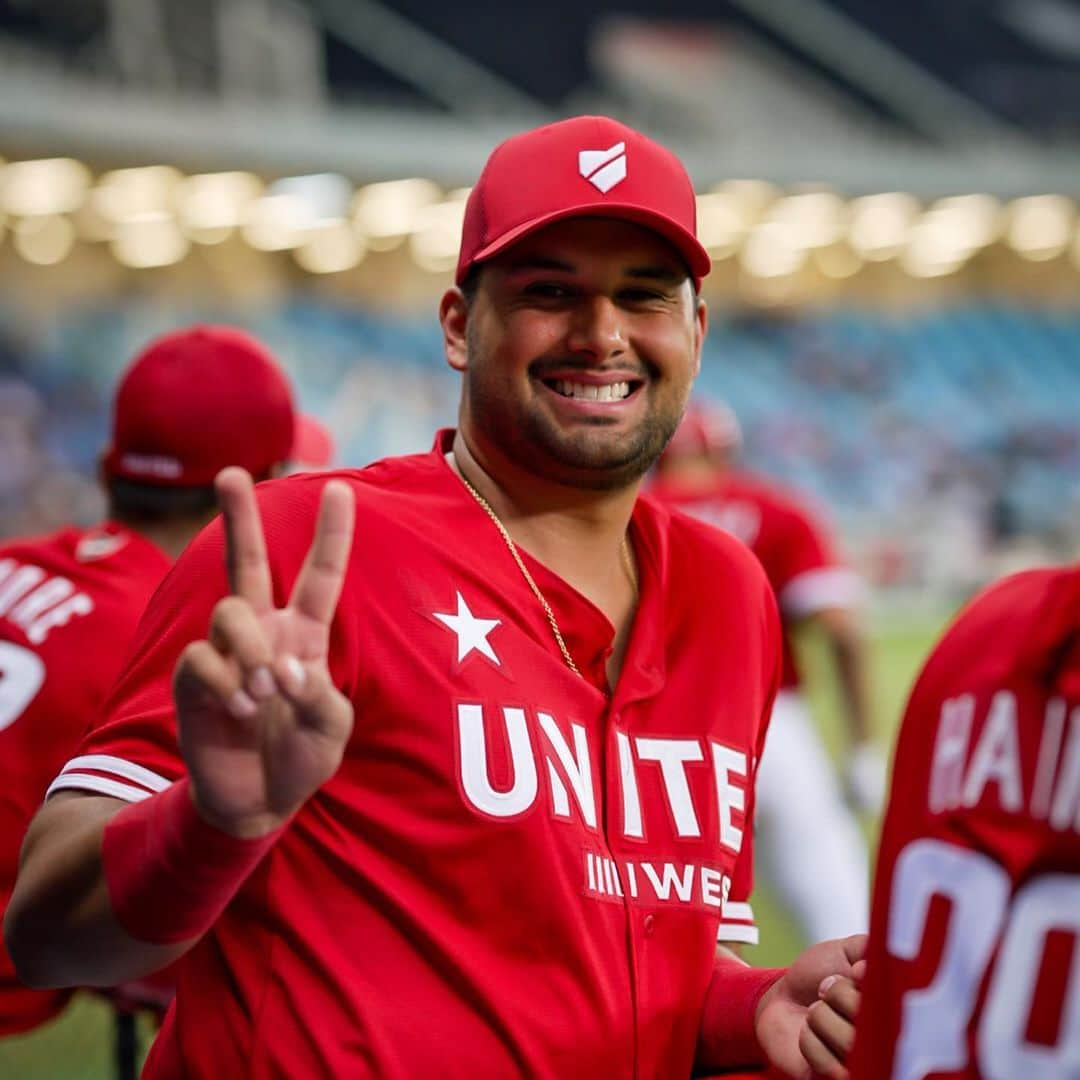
left=502, top=256, right=686, bottom=284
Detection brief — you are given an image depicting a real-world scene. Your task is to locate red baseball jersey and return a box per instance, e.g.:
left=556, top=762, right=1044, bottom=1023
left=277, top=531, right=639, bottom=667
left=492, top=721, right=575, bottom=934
left=851, top=565, right=1080, bottom=1079
left=0, top=524, right=169, bottom=1034
left=53, top=431, right=782, bottom=1079
left=650, top=471, right=861, bottom=689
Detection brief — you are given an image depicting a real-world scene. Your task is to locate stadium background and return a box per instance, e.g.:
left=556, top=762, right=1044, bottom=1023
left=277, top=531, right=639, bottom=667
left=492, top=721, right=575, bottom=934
left=0, top=0, right=1077, bottom=1075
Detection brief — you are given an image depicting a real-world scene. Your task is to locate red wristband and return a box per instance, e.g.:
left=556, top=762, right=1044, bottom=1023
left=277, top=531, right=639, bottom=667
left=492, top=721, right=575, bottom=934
left=697, top=955, right=786, bottom=1069
left=102, top=778, right=283, bottom=945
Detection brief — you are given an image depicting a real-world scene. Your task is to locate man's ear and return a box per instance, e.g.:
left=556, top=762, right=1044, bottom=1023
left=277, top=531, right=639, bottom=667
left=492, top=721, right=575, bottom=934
left=692, top=294, right=708, bottom=378
left=440, top=288, right=470, bottom=373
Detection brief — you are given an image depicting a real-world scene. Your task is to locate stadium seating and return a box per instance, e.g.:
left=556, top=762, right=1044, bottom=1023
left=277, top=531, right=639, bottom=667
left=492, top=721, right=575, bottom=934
left=1, top=300, right=1076, bottom=584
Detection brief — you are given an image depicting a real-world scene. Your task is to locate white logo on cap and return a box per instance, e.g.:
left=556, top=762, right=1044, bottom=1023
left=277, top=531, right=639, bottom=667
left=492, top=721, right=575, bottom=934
left=578, top=142, right=627, bottom=193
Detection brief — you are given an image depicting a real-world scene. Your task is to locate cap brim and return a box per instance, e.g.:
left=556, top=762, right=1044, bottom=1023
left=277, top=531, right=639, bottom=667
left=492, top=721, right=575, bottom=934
left=290, top=414, right=335, bottom=469
left=461, top=202, right=712, bottom=285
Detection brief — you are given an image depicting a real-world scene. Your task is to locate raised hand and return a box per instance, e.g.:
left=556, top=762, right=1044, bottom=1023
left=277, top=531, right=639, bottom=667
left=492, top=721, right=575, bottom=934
left=173, top=467, right=356, bottom=838
left=755, top=934, right=866, bottom=1079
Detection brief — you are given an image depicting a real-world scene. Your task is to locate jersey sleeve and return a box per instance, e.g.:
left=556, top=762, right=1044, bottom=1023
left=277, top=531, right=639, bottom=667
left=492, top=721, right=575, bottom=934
left=770, top=501, right=862, bottom=619
left=718, top=580, right=782, bottom=946
left=46, top=524, right=231, bottom=803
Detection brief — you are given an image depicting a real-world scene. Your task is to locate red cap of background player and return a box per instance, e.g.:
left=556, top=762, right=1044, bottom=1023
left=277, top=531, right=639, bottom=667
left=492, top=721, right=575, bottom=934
left=103, top=325, right=297, bottom=488
left=456, top=115, right=711, bottom=288
left=663, top=399, right=743, bottom=460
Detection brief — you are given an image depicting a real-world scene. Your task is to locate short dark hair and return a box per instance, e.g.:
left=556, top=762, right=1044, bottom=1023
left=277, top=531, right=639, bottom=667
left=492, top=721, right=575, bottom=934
left=105, top=466, right=276, bottom=525
left=105, top=477, right=218, bottom=524
left=460, top=265, right=482, bottom=306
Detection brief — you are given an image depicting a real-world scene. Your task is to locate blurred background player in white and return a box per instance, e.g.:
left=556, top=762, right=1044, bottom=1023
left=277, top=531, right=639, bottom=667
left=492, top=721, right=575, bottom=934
left=0, top=324, right=318, bottom=1042
left=851, top=562, right=1079, bottom=1078
left=652, top=398, right=885, bottom=944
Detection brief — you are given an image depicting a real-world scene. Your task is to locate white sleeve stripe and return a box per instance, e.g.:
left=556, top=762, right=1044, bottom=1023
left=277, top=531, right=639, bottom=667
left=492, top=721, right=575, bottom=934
left=45, top=773, right=161, bottom=803
left=779, top=567, right=864, bottom=617
left=721, top=900, right=754, bottom=922
left=59, top=754, right=171, bottom=793
left=717, top=923, right=760, bottom=945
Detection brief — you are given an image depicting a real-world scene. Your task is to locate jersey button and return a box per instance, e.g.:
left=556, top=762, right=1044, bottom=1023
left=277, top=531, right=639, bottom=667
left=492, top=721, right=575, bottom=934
left=643, top=914, right=655, bottom=936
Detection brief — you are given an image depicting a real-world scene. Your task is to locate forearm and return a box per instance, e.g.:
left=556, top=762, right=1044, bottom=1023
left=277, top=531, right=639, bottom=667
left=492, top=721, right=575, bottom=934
left=5, top=793, right=188, bottom=988
left=822, top=611, right=872, bottom=745
left=695, top=947, right=786, bottom=1071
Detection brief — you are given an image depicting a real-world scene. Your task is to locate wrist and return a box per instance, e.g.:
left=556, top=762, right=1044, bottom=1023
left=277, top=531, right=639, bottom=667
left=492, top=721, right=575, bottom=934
left=102, top=777, right=287, bottom=945
left=189, top=785, right=289, bottom=840
left=697, top=955, right=787, bottom=1069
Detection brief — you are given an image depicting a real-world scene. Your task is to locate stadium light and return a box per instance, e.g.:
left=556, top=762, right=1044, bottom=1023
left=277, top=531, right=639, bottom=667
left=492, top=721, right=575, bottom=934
left=409, top=196, right=468, bottom=273
left=930, top=194, right=1002, bottom=251
left=242, top=194, right=313, bottom=251
left=111, top=212, right=189, bottom=268
left=696, top=193, right=744, bottom=259
left=13, top=214, right=76, bottom=265
left=814, top=242, right=863, bottom=280
left=847, top=193, right=920, bottom=261
left=176, top=172, right=263, bottom=244
left=766, top=192, right=846, bottom=251
left=93, top=166, right=183, bottom=224
left=0, top=159, right=91, bottom=217
left=901, top=210, right=972, bottom=277
left=1006, top=195, right=1074, bottom=261
left=294, top=220, right=367, bottom=274
left=740, top=221, right=807, bottom=278
left=353, top=178, right=442, bottom=251
left=714, top=179, right=780, bottom=223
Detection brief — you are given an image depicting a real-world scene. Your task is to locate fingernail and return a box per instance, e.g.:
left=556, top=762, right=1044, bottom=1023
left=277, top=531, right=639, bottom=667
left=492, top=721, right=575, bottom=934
left=249, top=666, right=275, bottom=700
left=818, top=975, right=839, bottom=997
left=282, top=655, right=306, bottom=690
left=229, top=689, right=257, bottom=718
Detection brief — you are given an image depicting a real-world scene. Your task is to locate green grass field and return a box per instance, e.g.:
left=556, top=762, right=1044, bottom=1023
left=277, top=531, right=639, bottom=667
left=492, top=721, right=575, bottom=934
left=0, top=611, right=950, bottom=1078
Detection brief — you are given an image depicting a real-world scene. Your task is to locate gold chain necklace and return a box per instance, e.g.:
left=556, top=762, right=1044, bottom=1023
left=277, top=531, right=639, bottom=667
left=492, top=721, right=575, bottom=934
left=450, top=454, right=637, bottom=679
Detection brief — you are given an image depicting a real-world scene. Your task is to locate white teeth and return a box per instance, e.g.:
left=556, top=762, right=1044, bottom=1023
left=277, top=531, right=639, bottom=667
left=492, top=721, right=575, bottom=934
left=553, top=379, right=632, bottom=401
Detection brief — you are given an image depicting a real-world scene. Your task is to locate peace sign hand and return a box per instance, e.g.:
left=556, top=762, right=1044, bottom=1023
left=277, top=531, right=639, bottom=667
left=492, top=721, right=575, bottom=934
left=173, top=468, right=356, bottom=838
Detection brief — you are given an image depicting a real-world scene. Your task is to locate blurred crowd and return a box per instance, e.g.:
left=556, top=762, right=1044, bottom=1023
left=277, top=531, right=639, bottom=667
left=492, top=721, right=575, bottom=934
left=1, top=299, right=1076, bottom=601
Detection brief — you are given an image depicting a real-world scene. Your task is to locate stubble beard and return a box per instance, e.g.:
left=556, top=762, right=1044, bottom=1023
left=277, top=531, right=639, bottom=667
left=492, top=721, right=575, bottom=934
left=463, top=340, right=684, bottom=492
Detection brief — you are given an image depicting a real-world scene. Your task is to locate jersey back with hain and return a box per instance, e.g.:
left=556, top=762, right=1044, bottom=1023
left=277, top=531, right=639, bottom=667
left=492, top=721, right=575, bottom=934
left=53, top=432, right=782, bottom=1079
left=851, top=565, right=1080, bottom=1080
left=650, top=471, right=861, bottom=689
left=0, top=525, right=168, bottom=1034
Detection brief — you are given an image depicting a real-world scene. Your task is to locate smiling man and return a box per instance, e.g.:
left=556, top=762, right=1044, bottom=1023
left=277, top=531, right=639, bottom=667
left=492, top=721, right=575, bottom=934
left=6, top=117, right=861, bottom=1079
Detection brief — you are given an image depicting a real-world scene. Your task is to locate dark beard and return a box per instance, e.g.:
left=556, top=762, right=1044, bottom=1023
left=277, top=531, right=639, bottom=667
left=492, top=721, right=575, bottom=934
left=463, top=364, right=683, bottom=492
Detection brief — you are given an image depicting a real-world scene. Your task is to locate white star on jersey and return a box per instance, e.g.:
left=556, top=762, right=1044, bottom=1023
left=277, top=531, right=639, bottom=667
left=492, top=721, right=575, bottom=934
left=433, top=592, right=501, bottom=665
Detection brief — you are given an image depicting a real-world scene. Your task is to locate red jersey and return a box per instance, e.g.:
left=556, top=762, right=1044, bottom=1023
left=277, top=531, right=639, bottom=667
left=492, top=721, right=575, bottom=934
left=650, top=471, right=861, bottom=690
left=0, top=524, right=169, bottom=1034
left=851, top=566, right=1080, bottom=1079
left=53, top=432, right=782, bottom=1079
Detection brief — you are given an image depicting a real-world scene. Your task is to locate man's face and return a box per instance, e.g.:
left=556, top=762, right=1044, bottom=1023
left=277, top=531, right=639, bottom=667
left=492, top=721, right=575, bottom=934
left=442, top=217, right=707, bottom=491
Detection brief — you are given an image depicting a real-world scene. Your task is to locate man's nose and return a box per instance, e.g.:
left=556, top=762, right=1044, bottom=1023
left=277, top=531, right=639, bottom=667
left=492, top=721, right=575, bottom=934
left=565, top=295, right=627, bottom=363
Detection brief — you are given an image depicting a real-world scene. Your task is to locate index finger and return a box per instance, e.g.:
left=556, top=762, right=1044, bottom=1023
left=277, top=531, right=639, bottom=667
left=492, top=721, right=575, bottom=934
left=216, top=467, right=274, bottom=614
left=288, top=479, right=355, bottom=625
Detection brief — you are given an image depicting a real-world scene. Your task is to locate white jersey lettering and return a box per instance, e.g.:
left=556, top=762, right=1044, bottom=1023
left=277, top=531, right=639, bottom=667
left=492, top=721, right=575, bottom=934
left=457, top=704, right=538, bottom=818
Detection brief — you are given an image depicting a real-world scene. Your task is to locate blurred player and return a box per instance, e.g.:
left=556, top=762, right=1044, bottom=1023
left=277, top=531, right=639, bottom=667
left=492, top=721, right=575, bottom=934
left=288, top=414, right=336, bottom=473
left=8, top=117, right=861, bottom=1078
left=0, top=325, right=311, bottom=1037
left=851, top=564, right=1079, bottom=1079
left=652, top=400, right=882, bottom=943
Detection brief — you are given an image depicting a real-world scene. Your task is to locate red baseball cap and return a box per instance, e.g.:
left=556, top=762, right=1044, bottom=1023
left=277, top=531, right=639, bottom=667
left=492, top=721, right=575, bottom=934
left=103, top=325, right=300, bottom=488
left=456, top=115, right=711, bottom=288
left=290, top=414, right=336, bottom=470
left=663, top=399, right=743, bottom=459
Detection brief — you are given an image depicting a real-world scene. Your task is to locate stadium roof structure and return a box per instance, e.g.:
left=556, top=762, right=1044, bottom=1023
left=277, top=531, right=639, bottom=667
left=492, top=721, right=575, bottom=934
left=1, top=0, right=1079, bottom=195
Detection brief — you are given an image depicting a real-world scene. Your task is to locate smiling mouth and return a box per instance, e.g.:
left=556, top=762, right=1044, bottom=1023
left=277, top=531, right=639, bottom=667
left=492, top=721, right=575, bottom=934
left=541, top=378, right=644, bottom=402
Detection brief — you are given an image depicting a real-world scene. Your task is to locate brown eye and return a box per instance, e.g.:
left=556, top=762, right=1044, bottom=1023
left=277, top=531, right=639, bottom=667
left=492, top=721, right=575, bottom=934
left=524, top=282, right=574, bottom=299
